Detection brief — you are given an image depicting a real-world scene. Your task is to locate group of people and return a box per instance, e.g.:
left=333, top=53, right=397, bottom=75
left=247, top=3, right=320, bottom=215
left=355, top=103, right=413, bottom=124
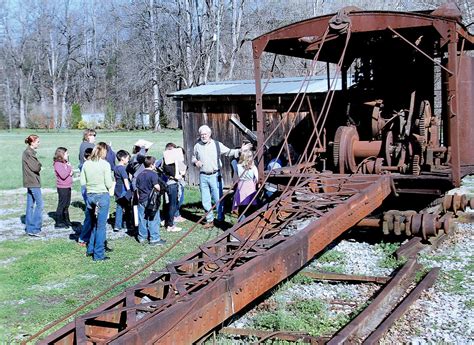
left=22, top=130, right=187, bottom=261
left=21, top=125, right=283, bottom=262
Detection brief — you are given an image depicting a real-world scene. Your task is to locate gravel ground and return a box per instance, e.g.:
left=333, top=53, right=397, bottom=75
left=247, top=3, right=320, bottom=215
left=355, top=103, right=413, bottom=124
left=0, top=188, right=129, bottom=243
left=381, top=218, right=474, bottom=343
left=228, top=180, right=474, bottom=343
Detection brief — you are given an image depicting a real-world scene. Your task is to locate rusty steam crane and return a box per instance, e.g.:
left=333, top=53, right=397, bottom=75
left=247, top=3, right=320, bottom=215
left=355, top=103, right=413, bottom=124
left=37, top=4, right=474, bottom=344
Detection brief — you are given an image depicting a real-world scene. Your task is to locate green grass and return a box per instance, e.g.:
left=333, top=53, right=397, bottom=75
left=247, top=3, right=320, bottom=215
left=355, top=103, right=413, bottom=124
left=0, top=129, right=183, bottom=190
left=317, top=249, right=345, bottom=264
left=0, top=183, right=221, bottom=342
left=440, top=270, right=470, bottom=294
left=0, top=229, right=221, bottom=342
left=375, top=241, right=406, bottom=269
left=252, top=297, right=348, bottom=337
left=0, top=128, right=231, bottom=342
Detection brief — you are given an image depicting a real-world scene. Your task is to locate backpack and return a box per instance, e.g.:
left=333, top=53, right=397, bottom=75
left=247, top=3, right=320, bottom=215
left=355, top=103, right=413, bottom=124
left=145, top=188, right=161, bottom=219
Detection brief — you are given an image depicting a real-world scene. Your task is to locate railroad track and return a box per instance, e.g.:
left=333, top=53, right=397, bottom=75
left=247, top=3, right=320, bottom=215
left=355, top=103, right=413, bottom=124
left=211, top=200, right=466, bottom=344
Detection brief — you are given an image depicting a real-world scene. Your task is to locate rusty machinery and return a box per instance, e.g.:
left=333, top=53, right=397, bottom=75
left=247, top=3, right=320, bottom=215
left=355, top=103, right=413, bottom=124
left=333, top=94, right=448, bottom=175
left=253, top=4, right=474, bottom=188
left=33, top=5, right=474, bottom=345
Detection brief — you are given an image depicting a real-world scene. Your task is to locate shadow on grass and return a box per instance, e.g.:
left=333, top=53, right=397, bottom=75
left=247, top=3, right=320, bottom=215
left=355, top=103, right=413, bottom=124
left=71, top=200, right=85, bottom=211
left=180, top=202, right=233, bottom=230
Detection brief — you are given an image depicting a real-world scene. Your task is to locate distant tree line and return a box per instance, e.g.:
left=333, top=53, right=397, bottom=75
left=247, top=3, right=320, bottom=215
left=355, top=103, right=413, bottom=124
left=0, top=0, right=472, bottom=130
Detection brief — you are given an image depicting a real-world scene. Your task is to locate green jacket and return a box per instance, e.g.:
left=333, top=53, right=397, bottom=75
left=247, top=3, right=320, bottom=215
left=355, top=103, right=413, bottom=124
left=22, top=146, right=42, bottom=188
left=80, top=159, right=114, bottom=193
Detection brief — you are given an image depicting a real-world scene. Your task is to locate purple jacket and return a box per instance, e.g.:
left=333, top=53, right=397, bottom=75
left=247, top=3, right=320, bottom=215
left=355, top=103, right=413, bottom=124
left=54, top=161, right=73, bottom=188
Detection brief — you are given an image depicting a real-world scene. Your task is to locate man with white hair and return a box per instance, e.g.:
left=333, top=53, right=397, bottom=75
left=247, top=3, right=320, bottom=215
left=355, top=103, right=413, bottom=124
left=192, top=125, right=251, bottom=228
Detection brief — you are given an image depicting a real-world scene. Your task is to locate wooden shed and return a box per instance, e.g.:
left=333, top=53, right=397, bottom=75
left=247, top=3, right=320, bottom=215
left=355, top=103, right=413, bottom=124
left=169, top=76, right=345, bottom=187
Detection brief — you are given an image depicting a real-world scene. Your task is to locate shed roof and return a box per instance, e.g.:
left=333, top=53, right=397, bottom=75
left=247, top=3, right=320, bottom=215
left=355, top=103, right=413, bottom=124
left=169, top=76, right=344, bottom=98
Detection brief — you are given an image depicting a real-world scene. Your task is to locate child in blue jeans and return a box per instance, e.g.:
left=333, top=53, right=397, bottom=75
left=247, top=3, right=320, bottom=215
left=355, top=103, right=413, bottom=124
left=114, top=150, right=131, bottom=231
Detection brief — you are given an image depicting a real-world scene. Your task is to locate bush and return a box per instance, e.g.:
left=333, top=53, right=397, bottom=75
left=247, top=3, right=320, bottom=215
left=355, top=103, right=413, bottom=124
left=70, top=103, right=82, bottom=129
left=77, top=120, right=88, bottom=130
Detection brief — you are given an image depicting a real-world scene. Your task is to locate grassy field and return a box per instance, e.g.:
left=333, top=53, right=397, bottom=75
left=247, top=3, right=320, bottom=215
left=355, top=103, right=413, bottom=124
left=0, top=129, right=235, bottom=342
left=0, top=129, right=184, bottom=190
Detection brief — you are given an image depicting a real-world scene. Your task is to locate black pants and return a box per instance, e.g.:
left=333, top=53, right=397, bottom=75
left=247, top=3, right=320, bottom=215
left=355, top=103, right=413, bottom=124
left=56, top=188, right=71, bottom=225
left=164, top=183, right=178, bottom=227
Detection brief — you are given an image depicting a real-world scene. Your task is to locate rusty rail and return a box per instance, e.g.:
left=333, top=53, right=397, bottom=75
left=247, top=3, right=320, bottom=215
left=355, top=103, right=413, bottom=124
left=363, top=267, right=440, bottom=344
left=328, top=258, right=423, bottom=344
left=41, top=174, right=391, bottom=344
left=300, top=270, right=390, bottom=284
left=220, top=327, right=329, bottom=344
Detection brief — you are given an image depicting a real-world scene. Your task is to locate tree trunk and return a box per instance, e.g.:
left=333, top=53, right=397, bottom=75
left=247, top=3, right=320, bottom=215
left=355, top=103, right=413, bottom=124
left=184, top=0, right=194, bottom=87
left=150, top=0, right=161, bottom=131
left=61, top=59, right=69, bottom=128
left=18, top=76, right=26, bottom=128
left=227, top=0, right=244, bottom=80
left=5, top=77, right=13, bottom=130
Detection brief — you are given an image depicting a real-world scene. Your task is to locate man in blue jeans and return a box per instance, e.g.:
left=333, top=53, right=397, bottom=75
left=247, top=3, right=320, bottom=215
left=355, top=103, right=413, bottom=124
left=136, top=156, right=167, bottom=245
left=192, top=125, right=251, bottom=228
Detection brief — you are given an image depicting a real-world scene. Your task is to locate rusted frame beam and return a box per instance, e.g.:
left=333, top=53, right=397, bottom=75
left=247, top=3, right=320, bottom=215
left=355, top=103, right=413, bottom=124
left=41, top=175, right=391, bottom=344
left=106, top=175, right=391, bottom=344
left=446, top=22, right=460, bottom=186
left=300, top=271, right=390, bottom=284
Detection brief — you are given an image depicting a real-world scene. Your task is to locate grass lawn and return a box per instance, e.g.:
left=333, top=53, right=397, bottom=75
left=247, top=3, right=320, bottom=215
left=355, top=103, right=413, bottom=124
left=0, top=129, right=234, bottom=342
left=0, top=129, right=184, bottom=190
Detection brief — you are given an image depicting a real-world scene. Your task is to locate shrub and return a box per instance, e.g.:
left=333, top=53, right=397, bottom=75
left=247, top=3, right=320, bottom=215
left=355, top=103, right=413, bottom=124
left=70, top=103, right=82, bottom=129
left=77, top=120, right=88, bottom=130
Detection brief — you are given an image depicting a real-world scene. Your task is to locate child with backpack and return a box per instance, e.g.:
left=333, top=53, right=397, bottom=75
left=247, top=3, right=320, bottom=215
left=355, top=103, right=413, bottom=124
left=136, top=156, right=167, bottom=245
left=53, top=147, right=73, bottom=229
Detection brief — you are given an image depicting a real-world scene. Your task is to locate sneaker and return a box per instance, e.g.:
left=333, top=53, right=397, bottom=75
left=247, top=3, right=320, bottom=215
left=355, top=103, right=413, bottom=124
left=105, top=247, right=114, bottom=253
left=94, top=256, right=110, bottom=261
left=27, top=232, right=45, bottom=237
left=160, top=220, right=165, bottom=226
left=174, top=216, right=186, bottom=223
left=113, top=227, right=122, bottom=232
left=167, top=226, right=182, bottom=232
left=202, top=222, right=214, bottom=229
left=150, top=239, right=167, bottom=246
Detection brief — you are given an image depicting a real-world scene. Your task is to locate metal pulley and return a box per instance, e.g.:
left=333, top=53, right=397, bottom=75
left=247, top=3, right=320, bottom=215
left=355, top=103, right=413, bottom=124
left=381, top=210, right=450, bottom=239
left=442, top=193, right=471, bottom=215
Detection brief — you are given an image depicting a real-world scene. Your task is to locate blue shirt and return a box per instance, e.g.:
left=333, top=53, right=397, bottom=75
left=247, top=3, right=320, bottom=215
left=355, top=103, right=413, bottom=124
left=114, top=165, right=129, bottom=198
left=136, top=169, right=159, bottom=205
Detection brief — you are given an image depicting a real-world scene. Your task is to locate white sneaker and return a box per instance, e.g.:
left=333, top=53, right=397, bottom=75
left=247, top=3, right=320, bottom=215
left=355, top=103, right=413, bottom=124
left=167, top=226, right=182, bottom=232
left=160, top=220, right=165, bottom=226
left=174, top=216, right=186, bottom=223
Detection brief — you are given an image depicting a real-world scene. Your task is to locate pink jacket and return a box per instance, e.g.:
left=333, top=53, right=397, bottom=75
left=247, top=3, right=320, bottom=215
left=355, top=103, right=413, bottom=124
left=54, top=161, right=73, bottom=188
